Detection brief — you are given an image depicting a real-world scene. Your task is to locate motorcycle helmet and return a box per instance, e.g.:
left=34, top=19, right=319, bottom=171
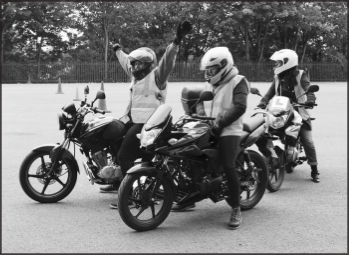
left=270, top=49, right=298, bottom=75
left=200, top=47, right=234, bottom=86
left=128, top=47, right=157, bottom=80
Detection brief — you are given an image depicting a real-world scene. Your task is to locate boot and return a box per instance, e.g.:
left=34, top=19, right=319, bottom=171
left=171, top=201, right=196, bottom=212
left=311, top=165, right=320, bottom=183
left=228, top=206, right=242, bottom=230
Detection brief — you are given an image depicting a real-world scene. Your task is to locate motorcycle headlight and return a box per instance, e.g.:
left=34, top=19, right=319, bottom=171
left=140, top=127, right=162, bottom=147
left=57, top=113, right=67, bottom=130
left=268, top=115, right=286, bottom=129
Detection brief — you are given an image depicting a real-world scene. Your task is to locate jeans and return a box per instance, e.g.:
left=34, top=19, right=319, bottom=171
left=117, top=122, right=154, bottom=176
left=219, top=135, right=241, bottom=208
left=299, top=125, right=318, bottom=166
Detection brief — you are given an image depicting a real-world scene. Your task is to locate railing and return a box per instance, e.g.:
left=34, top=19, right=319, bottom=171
left=1, top=61, right=347, bottom=83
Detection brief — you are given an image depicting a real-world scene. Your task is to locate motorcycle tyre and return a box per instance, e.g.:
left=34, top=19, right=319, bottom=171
left=19, top=150, right=77, bottom=203
left=118, top=173, right=174, bottom=232
left=266, top=148, right=286, bottom=192
left=226, top=150, right=268, bottom=211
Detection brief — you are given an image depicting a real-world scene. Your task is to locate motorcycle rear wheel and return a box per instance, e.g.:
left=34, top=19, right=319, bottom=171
left=228, top=150, right=267, bottom=211
left=118, top=172, right=174, bottom=231
left=19, top=150, right=77, bottom=203
left=266, top=148, right=286, bottom=192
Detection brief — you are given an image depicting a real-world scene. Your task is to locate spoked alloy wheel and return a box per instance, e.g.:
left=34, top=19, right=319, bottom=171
left=235, top=150, right=268, bottom=211
left=117, top=173, right=173, bottom=231
left=19, top=151, right=77, bottom=203
left=266, top=148, right=286, bottom=192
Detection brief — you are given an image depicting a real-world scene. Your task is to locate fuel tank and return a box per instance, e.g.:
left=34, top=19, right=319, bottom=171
left=78, top=116, right=126, bottom=151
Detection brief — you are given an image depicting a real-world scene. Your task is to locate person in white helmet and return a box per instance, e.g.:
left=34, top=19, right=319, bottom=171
left=100, top=21, right=193, bottom=206
left=172, top=47, right=250, bottom=230
left=256, top=49, right=319, bottom=183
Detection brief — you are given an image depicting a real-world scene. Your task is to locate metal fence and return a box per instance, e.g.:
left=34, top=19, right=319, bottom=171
left=2, top=61, right=347, bottom=83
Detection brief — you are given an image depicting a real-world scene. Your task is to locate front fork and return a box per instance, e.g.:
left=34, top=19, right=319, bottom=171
left=242, top=150, right=261, bottom=182
left=48, top=137, right=71, bottom=176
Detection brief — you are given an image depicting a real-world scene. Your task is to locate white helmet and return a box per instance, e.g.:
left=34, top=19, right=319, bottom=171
left=200, top=47, right=234, bottom=86
left=270, top=49, right=298, bottom=75
left=128, top=47, right=157, bottom=80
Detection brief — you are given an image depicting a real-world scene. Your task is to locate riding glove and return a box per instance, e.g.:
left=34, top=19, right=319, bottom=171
left=173, top=20, right=192, bottom=45
left=113, top=43, right=121, bottom=52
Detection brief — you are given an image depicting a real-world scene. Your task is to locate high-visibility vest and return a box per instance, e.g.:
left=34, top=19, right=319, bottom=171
left=204, top=75, right=250, bottom=136
left=274, top=70, right=310, bottom=120
left=123, top=69, right=167, bottom=124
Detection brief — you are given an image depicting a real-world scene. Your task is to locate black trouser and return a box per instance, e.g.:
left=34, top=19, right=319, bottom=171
left=117, top=122, right=153, bottom=176
left=219, top=135, right=241, bottom=208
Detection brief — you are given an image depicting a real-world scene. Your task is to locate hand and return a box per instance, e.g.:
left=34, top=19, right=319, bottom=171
left=210, top=125, right=222, bottom=137
left=113, top=43, right=121, bottom=52
left=304, top=100, right=315, bottom=107
left=256, top=102, right=267, bottom=109
left=176, top=20, right=192, bottom=39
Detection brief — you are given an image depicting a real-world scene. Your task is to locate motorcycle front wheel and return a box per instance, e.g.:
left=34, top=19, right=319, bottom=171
left=117, top=172, right=174, bottom=232
left=230, top=150, right=268, bottom=211
left=266, top=147, right=286, bottom=192
left=19, top=150, right=77, bottom=203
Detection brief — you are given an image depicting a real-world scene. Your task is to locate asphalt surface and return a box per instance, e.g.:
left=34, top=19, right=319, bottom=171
left=2, top=81, right=347, bottom=253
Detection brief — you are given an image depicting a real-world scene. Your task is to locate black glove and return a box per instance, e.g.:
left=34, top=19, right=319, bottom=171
left=210, top=125, right=222, bottom=137
left=173, top=20, right=192, bottom=45
left=256, top=102, right=267, bottom=109
left=113, top=43, right=121, bottom=52
left=304, top=100, right=315, bottom=107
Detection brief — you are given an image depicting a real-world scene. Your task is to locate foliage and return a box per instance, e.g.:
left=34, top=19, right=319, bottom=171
left=2, top=1, right=347, bottom=65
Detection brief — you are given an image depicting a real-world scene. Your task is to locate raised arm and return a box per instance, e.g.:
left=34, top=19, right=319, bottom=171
left=113, top=44, right=132, bottom=78
left=155, top=21, right=192, bottom=90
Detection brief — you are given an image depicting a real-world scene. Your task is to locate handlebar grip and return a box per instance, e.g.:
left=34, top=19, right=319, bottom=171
left=93, top=107, right=105, bottom=115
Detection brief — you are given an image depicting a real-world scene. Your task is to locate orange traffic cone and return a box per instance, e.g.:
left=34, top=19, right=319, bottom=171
left=98, top=81, right=111, bottom=113
left=73, top=87, right=80, bottom=101
left=56, top=78, right=64, bottom=94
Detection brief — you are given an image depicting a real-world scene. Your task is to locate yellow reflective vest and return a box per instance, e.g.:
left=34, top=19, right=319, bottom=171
left=123, top=70, right=167, bottom=124
left=204, top=75, right=250, bottom=136
left=274, top=70, right=310, bottom=121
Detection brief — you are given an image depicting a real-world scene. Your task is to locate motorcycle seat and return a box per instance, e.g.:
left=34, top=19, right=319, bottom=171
left=243, top=114, right=264, bottom=133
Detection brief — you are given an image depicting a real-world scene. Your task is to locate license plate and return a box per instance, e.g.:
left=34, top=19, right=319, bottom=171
left=240, top=181, right=253, bottom=186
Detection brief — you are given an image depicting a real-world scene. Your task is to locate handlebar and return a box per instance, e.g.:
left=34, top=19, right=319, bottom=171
left=191, top=114, right=215, bottom=121
left=292, top=103, right=317, bottom=109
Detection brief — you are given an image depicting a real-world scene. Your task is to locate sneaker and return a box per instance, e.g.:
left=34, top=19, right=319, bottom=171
left=109, top=200, right=134, bottom=209
left=228, top=206, right=242, bottom=230
left=311, top=171, right=320, bottom=183
left=100, top=182, right=120, bottom=193
left=171, top=201, right=196, bottom=212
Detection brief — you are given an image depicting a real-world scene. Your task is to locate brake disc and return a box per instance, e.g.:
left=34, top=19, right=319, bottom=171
left=36, top=162, right=62, bottom=185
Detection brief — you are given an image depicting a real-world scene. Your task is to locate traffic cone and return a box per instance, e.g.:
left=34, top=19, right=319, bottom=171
left=56, top=78, right=64, bottom=94
left=73, top=87, right=80, bottom=101
left=98, top=81, right=111, bottom=113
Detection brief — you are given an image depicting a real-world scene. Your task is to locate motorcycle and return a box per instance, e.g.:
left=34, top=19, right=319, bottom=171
left=251, top=84, right=319, bottom=191
left=19, top=86, right=148, bottom=203
left=117, top=85, right=268, bottom=232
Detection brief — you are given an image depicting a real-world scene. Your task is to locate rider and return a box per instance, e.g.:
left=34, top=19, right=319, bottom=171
left=100, top=21, right=193, bottom=207
left=256, top=49, right=320, bottom=183
left=172, top=47, right=250, bottom=230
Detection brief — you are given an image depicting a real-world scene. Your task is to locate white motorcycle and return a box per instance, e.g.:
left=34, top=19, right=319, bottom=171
left=250, top=85, right=319, bottom=191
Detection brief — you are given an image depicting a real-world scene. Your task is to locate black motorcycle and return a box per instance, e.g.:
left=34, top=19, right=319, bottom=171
left=117, top=86, right=268, bottom=231
left=19, top=86, right=146, bottom=203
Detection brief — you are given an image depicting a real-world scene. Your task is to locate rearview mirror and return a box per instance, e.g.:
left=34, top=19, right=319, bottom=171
left=306, top=85, right=319, bottom=93
left=84, top=85, right=89, bottom=95
left=250, top=87, right=262, bottom=97
left=199, top=91, right=214, bottom=102
left=95, top=90, right=106, bottom=100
